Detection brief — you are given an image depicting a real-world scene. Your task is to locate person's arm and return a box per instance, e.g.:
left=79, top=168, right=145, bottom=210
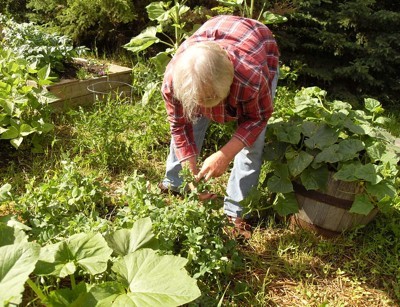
left=196, top=136, right=245, bottom=181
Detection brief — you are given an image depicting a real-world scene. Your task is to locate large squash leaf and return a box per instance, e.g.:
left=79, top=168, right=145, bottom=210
left=35, top=232, right=113, bottom=277
left=105, top=217, right=158, bottom=257
left=0, top=242, right=40, bottom=306
left=112, top=248, right=201, bottom=306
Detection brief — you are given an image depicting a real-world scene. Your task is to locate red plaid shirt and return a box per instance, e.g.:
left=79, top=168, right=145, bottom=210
left=162, top=15, right=280, bottom=161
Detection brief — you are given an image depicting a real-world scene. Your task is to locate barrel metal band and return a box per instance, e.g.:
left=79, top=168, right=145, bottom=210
left=293, top=182, right=354, bottom=210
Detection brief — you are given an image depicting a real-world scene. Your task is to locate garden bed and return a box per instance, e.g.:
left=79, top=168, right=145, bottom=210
left=47, top=58, right=133, bottom=112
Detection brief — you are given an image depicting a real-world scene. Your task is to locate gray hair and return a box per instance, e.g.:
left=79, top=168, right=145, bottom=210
left=172, top=41, right=234, bottom=121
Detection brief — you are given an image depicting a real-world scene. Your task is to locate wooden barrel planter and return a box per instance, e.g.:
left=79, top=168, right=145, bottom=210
left=291, top=173, right=378, bottom=237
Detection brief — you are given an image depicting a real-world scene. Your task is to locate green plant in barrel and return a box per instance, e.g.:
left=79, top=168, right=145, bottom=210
left=262, top=87, right=400, bottom=216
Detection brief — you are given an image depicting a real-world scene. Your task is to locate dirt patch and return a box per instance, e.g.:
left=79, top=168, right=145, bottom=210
left=60, top=58, right=109, bottom=80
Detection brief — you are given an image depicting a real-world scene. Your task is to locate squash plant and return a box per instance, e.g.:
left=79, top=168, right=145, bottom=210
left=0, top=216, right=201, bottom=306
left=263, top=87, right=400, bottom=216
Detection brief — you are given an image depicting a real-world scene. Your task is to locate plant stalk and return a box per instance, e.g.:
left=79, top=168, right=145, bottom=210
left=70, top=274, right=76, bottom=289
left=27, top=278, right=47, bottom=302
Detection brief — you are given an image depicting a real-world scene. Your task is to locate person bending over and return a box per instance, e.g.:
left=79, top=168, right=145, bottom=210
left=159, top=15, right=279, bottom=237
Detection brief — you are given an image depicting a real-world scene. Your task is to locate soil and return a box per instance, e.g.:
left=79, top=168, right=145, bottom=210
left=60, top=59, right=108, bottom=80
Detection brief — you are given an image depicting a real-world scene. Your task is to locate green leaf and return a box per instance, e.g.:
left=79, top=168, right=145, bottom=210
left=349, top=194, right=375, bottom=215
left=366, top=141, right=386, bottom=162
left=10, top=137, right=23, bottom=149
left=261, top=11, right=288, bottom=25
left=46, top=281, right=88, bottom=306
left=37, top=64, right=51, bottom=81
left=300, top=167, right=330, bottom=191
left=263, top=140, right=287, bottom=161
left=0, top=183, right=12, bottom=202
left=112, top=248, right=201, bottom=306
left=267, top=165, right=293, bottom=193
left=287, top=150, right=314, bottom=177
left=301, top=121, right=318, bottom=137
left=35, top=233, right=113, bottom=277
left=0, top=223, right=28, bottom=247
left=343, top=119, right=366, bottom=135
left=304, top=124, right=338, bottom=149
left=0, top=99, right=14, bottom=115
left=334, top=162, right=361, bottom=181
left=19, top=124, right=36, bottom=136
left=106, top=217, right=158, bottom=257
left=217, top=0, right=244, bottom=7
left=124, top=27, right=160, bottom=53
left=168, top=4, right=190, bottom=22
left=273, top=192, right=299, bottom=216
left=364, top=98, right=383, bottom=114
left=274, top=121, right=302, bottom=144
left=79, top=282, right=125, bottom=306
left=150, top=52, right=172, bottom=75
left=314, top=144, right=341, bottom=164
left=365, top=181, right=397, bottom=201
left=355, top=164, right=382, bottom=184
left=0, top=126, right=19, bottom=139
left=146, top=2, right=169, bottom=22
left=0, top=242, right=40, bottom=306
left=315, top=139, right=364, bottom=164
left=141, top=82, right=160, bottom=105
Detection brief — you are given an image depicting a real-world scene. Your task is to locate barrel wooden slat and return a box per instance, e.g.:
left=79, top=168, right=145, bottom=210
left=294, top=173, right=378, bottom=234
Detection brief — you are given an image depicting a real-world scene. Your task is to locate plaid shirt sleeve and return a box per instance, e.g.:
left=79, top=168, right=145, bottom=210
left=162, top=15, right=280, bottom=161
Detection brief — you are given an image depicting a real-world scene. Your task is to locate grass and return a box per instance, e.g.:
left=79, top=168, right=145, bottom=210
left=1, top=86, right=399, bottom=306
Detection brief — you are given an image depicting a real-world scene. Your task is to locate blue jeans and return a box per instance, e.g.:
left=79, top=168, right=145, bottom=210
left=162, top=71, right=278, bottom=218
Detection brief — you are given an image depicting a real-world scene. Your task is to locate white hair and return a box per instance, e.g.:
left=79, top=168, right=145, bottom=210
left=172, top=41, right=234, bottom=121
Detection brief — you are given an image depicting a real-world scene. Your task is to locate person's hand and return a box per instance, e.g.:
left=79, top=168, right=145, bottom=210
left=198, top=192, right=218, bottom=201
left=196, top=151, right=230, bottom=182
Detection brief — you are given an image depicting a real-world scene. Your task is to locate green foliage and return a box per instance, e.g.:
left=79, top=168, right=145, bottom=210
left=15, top=160, right=110, bottom=243
left=1, top=14, right=86, bottom=75
left=263, top=86, right=400, bottom=215
left=214, top=0, right=287, bottom=24
left=124, top=0, right=195, bottom=75
left=275, top=0, right=400, bottom=105
left=0, top=48, right=55, bottom=150
left=0, top=217, right=201, bottom=306
left=0, top=0, right=28, bottom=21
left=65, top=94, right=169, bottom=173
left=26, top=0, right=138, bottom=47
left=114, top=172, right=241, bottom=280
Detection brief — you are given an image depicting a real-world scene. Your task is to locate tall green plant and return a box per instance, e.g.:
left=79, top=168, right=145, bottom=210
left=124, top=0, right=194, bottom=74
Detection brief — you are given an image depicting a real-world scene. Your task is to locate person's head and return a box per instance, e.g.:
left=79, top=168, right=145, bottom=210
left=172, top=41, right=234, bottom=121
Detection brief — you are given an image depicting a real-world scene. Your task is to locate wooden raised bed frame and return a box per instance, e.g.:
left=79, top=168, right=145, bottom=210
left=47, top=61, right=132, bottom=112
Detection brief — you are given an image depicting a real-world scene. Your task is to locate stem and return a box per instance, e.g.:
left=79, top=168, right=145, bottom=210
left=70, top=274, right=76, bottom=289
left=26, top=278, right=47, bottom=302
left=257, top=2, right=266, bottom=21
left=250, top=0, right=254, bottom=19
left=174, top=0, right=180, bottom=50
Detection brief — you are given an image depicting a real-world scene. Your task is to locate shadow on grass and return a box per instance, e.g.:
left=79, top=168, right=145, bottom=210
left=224, top=210, right=400, bottom=306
